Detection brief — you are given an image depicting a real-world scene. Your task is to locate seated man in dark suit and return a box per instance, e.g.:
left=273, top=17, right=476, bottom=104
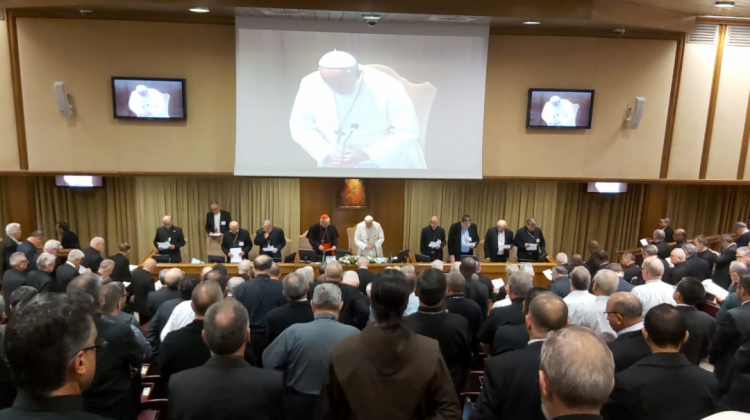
left=24, top=252, right=56, bottom=292
left=81, top=237, right=105, bottom=274
left=145, top=274, right=200, bottom=361
left=478, top=271, right=532, bottom=355
left=405, top=268, right=472, bottom=396
left=168, top=299, right=285, bottom=420
left=146, top=268, right=182, bottom=318
left=221, top=221, right=252, bottom=261
left=492, top=287, right=548, bottom=356
left=606, top=292, right=651, bottom=372
left=674, top=277, right=717, bottom=365
left=602, top=304, right=719, bottom=420
left=547, top=265, right=570, bottom=298
left=0, top=293, right=105, bottom=419
left=15, top=231, right=43, bottom=273
left=265, top=272, right=313, bottom=346
left=108, top=243, right=132, bottom=283
left=539, top=326, right=615, bottom=420
left=471, top=293, right=568, bottom=420
left=51, top=249, right=84, bottom=293
left=159, top=281, right=224, bottom=384
left=1, top=253, right=27, bottom=315
left=67, top=274, right=144, bottom=420
left=710, top=272, right=750, bottom=394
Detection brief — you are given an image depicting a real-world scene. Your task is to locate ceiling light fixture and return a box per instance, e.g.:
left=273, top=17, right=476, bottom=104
left=715, top=1, right=736, bottom=8
left=189, top=6, right=210, bottom=13
left=362, top=14, right=381, bottom=20
left=523, top=20, right=541, bottom=25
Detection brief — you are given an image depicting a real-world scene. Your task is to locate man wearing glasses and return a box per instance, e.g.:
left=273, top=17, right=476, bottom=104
left=0, top=292, right=108, bottom=418
left=605, top=291, right=651, bottom=372
left=67, top=274, right=145, bottom=420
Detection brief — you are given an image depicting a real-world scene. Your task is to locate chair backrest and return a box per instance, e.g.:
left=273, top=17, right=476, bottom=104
left=347, top=227, right=356, bottom=253
left=365, top=64, right=437, bottom=154
left=299, top=230, right=312, bottom=250
left=180, top=240, right=188, bottom=263
left=247, top=234, right=260, bottom=260
left=281, top=236, right=293, bottom=262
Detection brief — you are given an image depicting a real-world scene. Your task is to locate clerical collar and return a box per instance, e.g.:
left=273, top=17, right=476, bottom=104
left=447, top=294, right=465, bottom=299
left=417, top=305, right=444, bottom=314
left=618, top=322, right=644, bottom=336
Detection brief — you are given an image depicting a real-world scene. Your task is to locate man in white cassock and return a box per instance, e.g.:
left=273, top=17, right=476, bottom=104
left=354, top=216, right=385, bottom=258
left=289, top=50, right=426, bottom=169
left=541, top=95, right=577, bottom=127
left=128, top=84, right=169, bottom=118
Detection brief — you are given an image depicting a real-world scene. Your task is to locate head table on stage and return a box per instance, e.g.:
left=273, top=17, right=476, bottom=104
left=139, top=253, right=555, bottom=287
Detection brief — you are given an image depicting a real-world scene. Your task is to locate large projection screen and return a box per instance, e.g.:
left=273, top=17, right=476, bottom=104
left=235, top=17, right=489, bottom=179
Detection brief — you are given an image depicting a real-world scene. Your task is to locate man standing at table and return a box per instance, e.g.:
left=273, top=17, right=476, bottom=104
left=154, top=215, right=186, bottom=263
left=205, top=201, right=231, bottom=235
left=307, top=214, right=339, bottom=256
left=420, top=216, right=446, bottom=262
left=514, top=218, right=546, bottom=262
left=447, top=215, right=479, bottom=263
left=222, top=221, right=252, bottom=262
left=354, top=216, right=384, bottom=258
left=484, top=220, right=514, bottom=263
left=255, top=220, right=286, bottom=261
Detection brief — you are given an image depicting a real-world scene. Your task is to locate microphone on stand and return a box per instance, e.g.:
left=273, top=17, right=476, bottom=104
left=340, top=123, right=359, bottom=168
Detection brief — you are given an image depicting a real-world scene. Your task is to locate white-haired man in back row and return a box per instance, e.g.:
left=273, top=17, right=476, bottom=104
left=354, top=216, right=385, bottom=258
left=632, top=256, right=676, bottom=316
left=2, top=223, right=22, bottom=274
left=289, top=49, right=426, bottom=169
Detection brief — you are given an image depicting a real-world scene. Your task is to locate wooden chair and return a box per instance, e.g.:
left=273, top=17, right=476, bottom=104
left=299, top=230, right=312, bottom=250
left=347, top=227, right=356, bottom=253
left=138, top=399, right=168, bottom=420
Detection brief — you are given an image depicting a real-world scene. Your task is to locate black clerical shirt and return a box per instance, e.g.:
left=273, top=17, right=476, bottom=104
left=306, top=223, right=339, bottom=255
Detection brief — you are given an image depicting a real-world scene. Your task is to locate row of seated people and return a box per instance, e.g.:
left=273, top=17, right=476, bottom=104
left=2, top=249, right=750, bottom=419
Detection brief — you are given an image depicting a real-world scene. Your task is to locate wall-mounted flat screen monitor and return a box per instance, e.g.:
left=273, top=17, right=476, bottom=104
left=55, top=175, right=103, bottom=188
left=527, top=89, right=594, bottom=129
left=112, top=77, right=186, bottom=120
left=587, top=182, right=628, bottom=194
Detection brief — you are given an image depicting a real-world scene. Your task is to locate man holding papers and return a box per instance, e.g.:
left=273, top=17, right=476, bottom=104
left=447, top=215, right=479, bottom=263
left=255, top=220, right=286, bottom=261
left=153, top=215, right=186, bottom=263
left=222, top=221, right=252, bottom=262
left=484, top=220, right=514, bottom=263
left=354, top=216, right=385, bottom=258
left=513, top=218, right=546, bottom=262
left=420, top=216, right=446, bottom=262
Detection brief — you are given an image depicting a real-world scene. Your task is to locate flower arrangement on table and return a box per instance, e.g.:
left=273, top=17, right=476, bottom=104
left=337, top=255, right=378, bottom=266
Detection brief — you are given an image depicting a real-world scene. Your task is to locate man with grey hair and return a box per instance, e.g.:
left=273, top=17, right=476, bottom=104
left=98, top=259, right=115, bottom=278
left=254, top=220, right=286, bottom=261
left=484, top=219, right=514, bottom=263
left=296, top=266, right=314, bottom=284
left=568, top=269, right=619, bottom=342
left=539, top=326, right=615, bottom=420
left=606, top=292, right=650, bottom=372
left=264, top=282, right=359, bottom=420
left=683, top=243, right=712, bottom=281
left=431, top=259, right=445, bottom=271
left=266, top=272, right=314, bottom=344
left=736, top=221, right=750, bottom=248
left=1, top=223, right=21, bottom=274
left=237, top=259, right=253, bottom=281
left=16, top=231, right=43, bottom=272
left=620, top=252, right=640, bottom=285
left=716, top=261, right=748, bottom=322
left=632, top=256, right=675, bottom=316
left=25, top=252, right=56, bottom=292
left=555, top=252, right=568, bottom=265
left=82, top=236, right=105, bottom=273
left=43, top=239, right=62, bottom=255
left=652, top=229, right=670, bottom=260
left=669, top=247, right=689, bottom=285
left=548, top=265, right=571, bottom=298
left=479, top=271, right=533, bottom=355
left=354, top=215, right=385, bottom=258
left=737, top=246, right=750, bottom=266
left=473, top=293, right=568, bottom=420
left=713, top=233, right=737, bottom=289
left=313, top=260, right=369, bottom=330
left=51, top=248, right=84, bottom=292
left=157, top=268, right=169, bottom=285
left=227, top=277, right=244, bottom=296
left=355, top=256, right=375, bottom=294
left=640, top=243, right=671, bottom=285
left=564, top=267, right=595, bottom=305
left=342, top=271, right=360, bottom=288
left=148, top=267, right=183, bottom=317
left=1, top=253, right=27, bottom=313
left=514, top=218, right=546, bottom=263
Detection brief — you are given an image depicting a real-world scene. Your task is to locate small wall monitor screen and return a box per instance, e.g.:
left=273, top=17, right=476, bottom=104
left=112, top=78, right=186, bottom=120
left=527, top=89, right=594, bottom=129
left=55, top=175, right=103, bottom=188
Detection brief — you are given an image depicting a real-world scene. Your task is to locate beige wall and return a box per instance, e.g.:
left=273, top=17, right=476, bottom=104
left=483, top=35, right=676, bottom=179
left=17, top=18, right=235, bottom=173
left=0, top=19, right=19, bottom=170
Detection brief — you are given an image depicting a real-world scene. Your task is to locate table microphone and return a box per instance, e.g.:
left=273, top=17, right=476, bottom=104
left=340, top=123, right=359, bottom=168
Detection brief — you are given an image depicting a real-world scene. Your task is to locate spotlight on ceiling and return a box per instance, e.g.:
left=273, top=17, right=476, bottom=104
left=189, top=6, right=210, bottom=13
left=715, top=1, right=736, bottom=8
left=523, top=20, right=541, bottom=25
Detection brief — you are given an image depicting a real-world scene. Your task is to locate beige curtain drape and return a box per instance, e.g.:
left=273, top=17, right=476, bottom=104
left=0, top=177, right=10, bottom=230
left=133, top=177, right=300, bottom=262
left=665, top=185, right=750, bottom=238
left=34, top=177, right=139, bottom=259
left=404, top=180, right=645, bottom=261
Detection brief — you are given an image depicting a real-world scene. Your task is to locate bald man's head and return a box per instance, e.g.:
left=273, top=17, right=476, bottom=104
left=254, top=255, right=273, bottom=273
left=606, top=292, right=643, bottom=332
left=191, top=281, right=224, bottom=318
left=90, top=237, right=105, bottom=253
left=164, top=268, right=183, bottom=289
left=229, top=221, right=239, bottom=233
left=527, top=293, right=568, bottom=339
left=162, top=216, right=173, bottom=228
left=203, top=299, right=249, bottom=356
left=143, top=258, right=157, bottom=273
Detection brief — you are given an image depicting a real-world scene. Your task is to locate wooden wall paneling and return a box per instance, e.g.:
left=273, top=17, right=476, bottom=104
left=737, top=88, right=750, bottom=179
left=660, top=37, right=686, bottom=178
left=699, top=25, right=728, bottom=179
left=639, top=183, right=667, bottom=240
left=299, top=178, right=405, bottom=257
left=4, top=175, right=37, bottom=232
left=6, top=11, right=28, bottom=170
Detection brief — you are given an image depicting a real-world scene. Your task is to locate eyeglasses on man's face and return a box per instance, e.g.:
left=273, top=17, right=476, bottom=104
left=81, top=337, right=108, bottom=354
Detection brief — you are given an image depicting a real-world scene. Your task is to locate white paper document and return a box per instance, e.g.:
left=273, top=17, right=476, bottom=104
left=157, top=241, right=170, bottom=250
left=543, top=269, right=553, bottom=280
left=123, top=282, right=131, bottom=289
left=154, top=281, right=163, bottom=291
left=209, top=233, right=222, bottom=237
left=78, top=265, right=87, bottom=274
left=702, top=279, right=729, bottom=300
left=191, top=258, right=205, bottom=264
left=262, top=246, right=275, bottom=252
left=527, top=244, right=538, bottom=251
left=229, top=248, right=243, bottom=263
left=428, top=240, right=441, bottom=248
left=129, top=265, right=138, bottom=272
left=491, top=279, right=505, bottom=293
left=640, top=238, right=649, bottom=246
left=467, top=242, right=476, bottom=248
left=665, top=257, right=672, bottom=266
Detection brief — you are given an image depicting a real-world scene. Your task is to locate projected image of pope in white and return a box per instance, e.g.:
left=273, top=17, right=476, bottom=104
left=289, top=50, right=427, bottom=169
